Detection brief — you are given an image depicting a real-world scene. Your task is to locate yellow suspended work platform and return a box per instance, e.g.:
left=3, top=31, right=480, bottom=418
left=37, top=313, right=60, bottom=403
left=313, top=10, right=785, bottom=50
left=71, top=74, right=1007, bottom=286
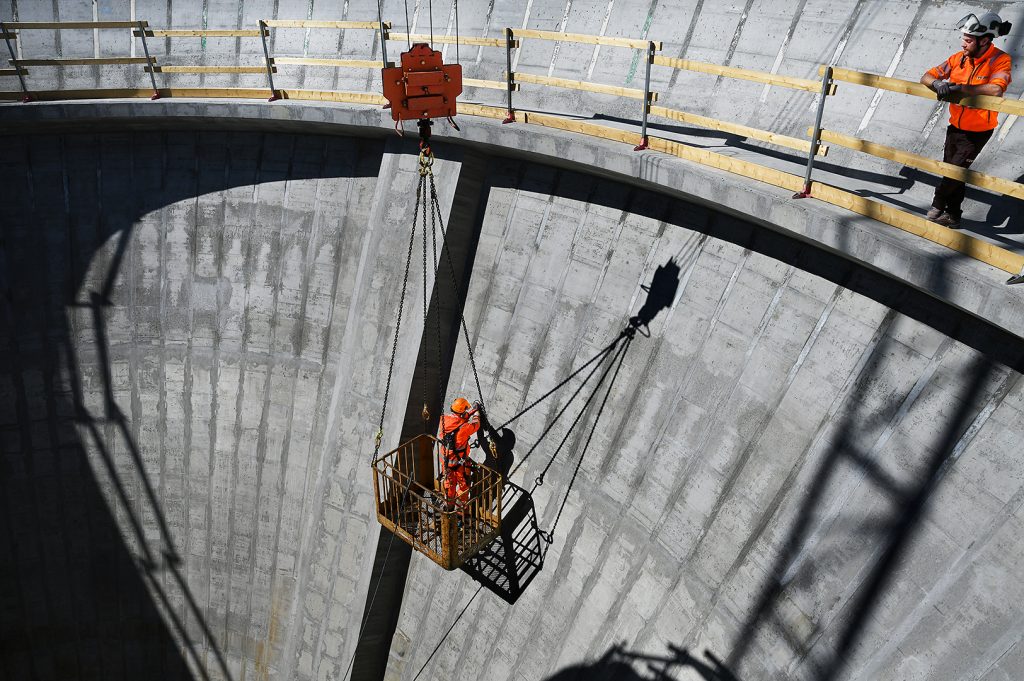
left=372, top=434, right=502, bottom=570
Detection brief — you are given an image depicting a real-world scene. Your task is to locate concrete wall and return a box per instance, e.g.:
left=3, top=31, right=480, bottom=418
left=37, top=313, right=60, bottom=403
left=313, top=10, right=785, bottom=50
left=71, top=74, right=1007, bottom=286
left=2, top=124, right=1023, bottom=681
left=1, top=2, right=1024, bottom=681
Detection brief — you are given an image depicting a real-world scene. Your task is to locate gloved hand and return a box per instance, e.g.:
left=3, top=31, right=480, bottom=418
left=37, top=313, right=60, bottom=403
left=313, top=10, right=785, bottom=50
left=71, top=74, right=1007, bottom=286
left=932, top=80, right=961, bottom=100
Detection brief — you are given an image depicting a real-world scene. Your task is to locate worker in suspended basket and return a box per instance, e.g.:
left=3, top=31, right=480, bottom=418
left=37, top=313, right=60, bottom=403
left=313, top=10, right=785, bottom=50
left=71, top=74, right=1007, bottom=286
left=438, top=397, right=482, bottom=508
left=920, top=11, right=1012, bottom=229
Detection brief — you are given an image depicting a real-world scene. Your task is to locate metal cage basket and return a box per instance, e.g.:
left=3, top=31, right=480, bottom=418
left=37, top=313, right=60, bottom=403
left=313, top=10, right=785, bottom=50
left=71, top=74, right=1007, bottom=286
left=371, top=433, right=502, bottom=570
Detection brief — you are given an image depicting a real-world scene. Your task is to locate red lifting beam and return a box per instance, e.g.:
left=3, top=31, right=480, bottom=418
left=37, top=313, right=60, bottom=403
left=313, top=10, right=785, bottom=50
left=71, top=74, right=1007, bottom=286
left=382, top=43, right=462, bottom=124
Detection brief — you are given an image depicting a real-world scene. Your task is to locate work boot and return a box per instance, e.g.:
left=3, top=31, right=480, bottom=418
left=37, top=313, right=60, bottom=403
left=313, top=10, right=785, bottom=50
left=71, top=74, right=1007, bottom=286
left=926, top=206, right=944, bottom=220
left=934, top=212, right=961, bottom=228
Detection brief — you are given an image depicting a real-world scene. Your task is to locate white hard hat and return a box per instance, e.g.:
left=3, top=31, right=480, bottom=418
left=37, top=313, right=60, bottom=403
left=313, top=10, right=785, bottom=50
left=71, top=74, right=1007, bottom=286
left=957, top=12, right=1011, bottom=38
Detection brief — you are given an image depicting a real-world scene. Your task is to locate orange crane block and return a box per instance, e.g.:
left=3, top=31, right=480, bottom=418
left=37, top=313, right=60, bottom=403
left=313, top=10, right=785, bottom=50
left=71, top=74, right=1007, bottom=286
left=381, top=43, right=462, bottom=122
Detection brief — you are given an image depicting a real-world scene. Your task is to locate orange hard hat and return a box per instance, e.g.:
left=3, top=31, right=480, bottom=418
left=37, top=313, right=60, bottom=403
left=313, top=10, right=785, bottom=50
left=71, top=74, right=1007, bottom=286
left=451, top=397, right=471, bottom=415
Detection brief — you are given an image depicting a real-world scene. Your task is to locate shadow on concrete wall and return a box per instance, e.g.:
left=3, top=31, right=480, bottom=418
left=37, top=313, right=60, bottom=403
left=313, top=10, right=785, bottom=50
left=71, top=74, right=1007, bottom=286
left=460, top=258, right=681, bottom=605
left=486, top=160, right=1024, bottom=679
left=0, top=130, right=381, bottom=680
left=544, top=643, right=741, bottom=681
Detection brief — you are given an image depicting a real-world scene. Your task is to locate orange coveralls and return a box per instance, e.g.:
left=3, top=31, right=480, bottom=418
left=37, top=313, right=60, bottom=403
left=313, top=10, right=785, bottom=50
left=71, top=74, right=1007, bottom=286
left=438, top=411, right=480, bottom=504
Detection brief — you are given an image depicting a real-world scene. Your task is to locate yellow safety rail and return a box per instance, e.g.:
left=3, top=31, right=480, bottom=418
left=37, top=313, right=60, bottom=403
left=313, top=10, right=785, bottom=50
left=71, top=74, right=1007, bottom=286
left=3, top=25, right=1022, bottom=280
left=658, top=56, right=836, bottom=94
left=511, top=71, right=656, bottom=101
left=389, top=32, right=513, bottom=48
left=3, top=21, right=147, bottom=29
left=13, top=57, right=151, bottom=66
left=513, top=28, right=661, bottom=51
left=813, top=128, right=1024, bottom=200
left=823, top=66, right=1024, bottom=117
left=652, top=104, right=828, bottom=156
left=133, top=29, right=268, bottom=37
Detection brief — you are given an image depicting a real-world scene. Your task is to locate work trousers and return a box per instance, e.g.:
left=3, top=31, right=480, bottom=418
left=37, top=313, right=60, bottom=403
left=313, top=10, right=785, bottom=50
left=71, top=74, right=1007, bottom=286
left=931, top=125, right=994, bottom=218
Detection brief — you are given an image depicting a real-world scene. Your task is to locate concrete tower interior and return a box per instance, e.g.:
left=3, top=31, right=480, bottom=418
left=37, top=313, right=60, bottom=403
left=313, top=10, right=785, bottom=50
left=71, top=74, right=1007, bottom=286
left=2, top=2, right=1024, bottom=681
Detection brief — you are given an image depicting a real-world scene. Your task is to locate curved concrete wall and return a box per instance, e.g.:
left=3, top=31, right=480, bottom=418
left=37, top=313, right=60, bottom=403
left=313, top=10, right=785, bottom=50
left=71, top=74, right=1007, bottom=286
left=1, top=2, right=1023, bottom=681
left=2, top=126, right=1023, bottom=681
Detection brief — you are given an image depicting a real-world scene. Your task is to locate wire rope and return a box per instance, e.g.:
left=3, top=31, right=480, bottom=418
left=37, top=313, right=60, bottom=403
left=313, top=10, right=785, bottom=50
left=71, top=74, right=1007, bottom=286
left=411, top=585, right=483, bottom=681
left=542, top=335, right=632, bottom=539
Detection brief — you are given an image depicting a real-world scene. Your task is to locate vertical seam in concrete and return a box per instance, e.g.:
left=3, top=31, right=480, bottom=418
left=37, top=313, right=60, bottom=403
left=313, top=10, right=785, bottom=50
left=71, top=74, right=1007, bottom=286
left=585, top=0, right=615, bottom=81
left=242, top=134, right=297, bottom=673
left=666, top=0, right=704, bottom=90
left=222, top=138, right=257, bottom=672
left=546, top=0, right=574, bottom=77
left=178, top=132, right=200, bottom=650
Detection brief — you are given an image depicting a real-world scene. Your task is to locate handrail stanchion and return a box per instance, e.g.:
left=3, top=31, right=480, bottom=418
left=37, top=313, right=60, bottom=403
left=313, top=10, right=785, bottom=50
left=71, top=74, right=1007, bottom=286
left=794, top=65, right=832, bottom=198
left=136, top=21, right=161, bottom=100
left=1, top=22, right=30, bottom=102
left=634, top=40, right=654, bottom=151
left=258, top=20, right=280, bottom=101
left=1008, top=266, right=1024, bottom=286
left=503, top=28, right=515, bottom=123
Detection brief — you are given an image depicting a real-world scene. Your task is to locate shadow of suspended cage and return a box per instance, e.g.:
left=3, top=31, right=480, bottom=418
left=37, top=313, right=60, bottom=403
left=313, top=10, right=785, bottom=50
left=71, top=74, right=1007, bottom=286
left=372, top=433, right=503, bottom=570
left=461, top=479, right=545, bottom=604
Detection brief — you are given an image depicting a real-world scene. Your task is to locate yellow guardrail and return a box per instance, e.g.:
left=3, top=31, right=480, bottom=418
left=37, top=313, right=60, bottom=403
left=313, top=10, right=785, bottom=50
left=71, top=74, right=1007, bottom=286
left=2, top=21, right=1021, bottom=279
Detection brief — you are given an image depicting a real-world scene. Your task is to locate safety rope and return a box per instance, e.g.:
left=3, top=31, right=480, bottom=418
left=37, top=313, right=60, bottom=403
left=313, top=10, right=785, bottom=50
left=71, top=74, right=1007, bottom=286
left=498, top=328, right=630, bottom=432
left=506, top=337, right=621, bottom=480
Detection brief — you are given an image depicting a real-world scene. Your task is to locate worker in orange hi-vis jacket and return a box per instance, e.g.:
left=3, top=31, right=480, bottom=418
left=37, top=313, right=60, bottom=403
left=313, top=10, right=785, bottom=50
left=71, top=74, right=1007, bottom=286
left=920, top=11, right=1013, bottom=228
left=438, top=397, right=481, bottom=507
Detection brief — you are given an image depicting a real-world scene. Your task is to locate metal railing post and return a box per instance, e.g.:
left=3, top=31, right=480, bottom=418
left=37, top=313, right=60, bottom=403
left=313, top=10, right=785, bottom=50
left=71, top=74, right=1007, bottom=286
left=258, top=20, right=280, bottom=101
left=634, top=40, right=655, bottom=151
left=136, top=21, right=160, bottom=100
left=0, top=22, right=30, bottom=102
left=503, top=28, right=515, bottom=123
left=794, top=65, right=832, bottom=198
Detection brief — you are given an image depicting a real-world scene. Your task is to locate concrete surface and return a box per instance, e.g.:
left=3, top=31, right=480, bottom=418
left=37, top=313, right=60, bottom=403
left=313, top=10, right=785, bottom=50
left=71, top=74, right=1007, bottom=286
left=1, top=3, right=1024, bottom=681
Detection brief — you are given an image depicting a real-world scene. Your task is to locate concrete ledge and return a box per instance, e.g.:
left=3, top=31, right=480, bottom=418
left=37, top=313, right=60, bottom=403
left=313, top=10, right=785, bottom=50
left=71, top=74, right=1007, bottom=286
left=2, top=98, right=1022, bottom=342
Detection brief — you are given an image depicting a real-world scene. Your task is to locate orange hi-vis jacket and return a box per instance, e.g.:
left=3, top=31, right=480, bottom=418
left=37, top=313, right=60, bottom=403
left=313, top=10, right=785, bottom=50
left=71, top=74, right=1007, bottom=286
left=438, top=412, right=480, bottom=469
left=927, top=44, right=1012, bottom=132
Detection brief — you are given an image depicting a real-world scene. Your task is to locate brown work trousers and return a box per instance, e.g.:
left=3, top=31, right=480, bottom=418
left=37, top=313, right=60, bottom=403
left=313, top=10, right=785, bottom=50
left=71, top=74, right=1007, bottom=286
left=931, top=125, right=994, bottom=219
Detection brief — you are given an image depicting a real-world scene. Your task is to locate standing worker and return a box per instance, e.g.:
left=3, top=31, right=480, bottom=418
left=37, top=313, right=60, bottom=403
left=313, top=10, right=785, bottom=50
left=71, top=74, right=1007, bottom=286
left=920, top=12, right=1012, bottom=228
left=438, top=397, right=482, bottom=508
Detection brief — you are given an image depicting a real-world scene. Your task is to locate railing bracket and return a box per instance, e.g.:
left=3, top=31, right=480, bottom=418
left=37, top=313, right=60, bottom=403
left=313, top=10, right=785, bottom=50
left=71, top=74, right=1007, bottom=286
left=1007, top=267, right=1024, bottom=285
left=633, top=136, right=649, bottom=151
